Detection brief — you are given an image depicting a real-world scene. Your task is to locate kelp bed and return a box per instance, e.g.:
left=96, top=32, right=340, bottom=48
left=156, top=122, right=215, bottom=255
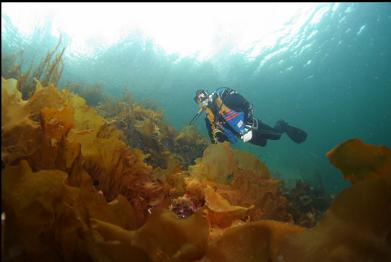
left=1, top=52, right=391, bottom=261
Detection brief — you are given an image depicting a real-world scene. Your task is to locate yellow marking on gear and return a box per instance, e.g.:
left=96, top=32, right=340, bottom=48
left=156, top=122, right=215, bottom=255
left=205, top=94, right=236, bottom=139
left=215, top=96, right=232, bottom=115
left=206, top=107, right=218, bottom=134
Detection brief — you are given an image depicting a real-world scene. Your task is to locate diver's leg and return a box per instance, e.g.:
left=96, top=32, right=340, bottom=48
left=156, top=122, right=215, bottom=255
left=250, top=119, right=307, bottom=145
left=249, top=120, right=282, bottom=146
left=257, top=120, right=283, bottom=140
left=249, top=129, right=267, bottom=146
left=274, top=120, right=307, bottom=144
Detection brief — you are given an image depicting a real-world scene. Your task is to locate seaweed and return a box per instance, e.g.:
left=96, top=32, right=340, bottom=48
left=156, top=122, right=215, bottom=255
left=2, top=78, right=161, bottom=226
left=173, top=142, right=294, bottom=239
left=277, top=139, right=391, bottom=261
left=94, top=89, right=208, bottom=169
left=2, top=74, right=391, bottom=261
left=65, top=81, right=110, bottom=107
left=1, top=37, right=65, bottom=100
left=283, top=179, right=332, bottom=228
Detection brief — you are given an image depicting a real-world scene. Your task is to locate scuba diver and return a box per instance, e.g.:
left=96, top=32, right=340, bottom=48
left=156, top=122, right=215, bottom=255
left=190, top=87, right=307, bottom=146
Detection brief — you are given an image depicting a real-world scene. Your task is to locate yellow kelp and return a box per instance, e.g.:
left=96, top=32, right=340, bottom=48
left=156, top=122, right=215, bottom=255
left=2, top=75, right=391, bottom=262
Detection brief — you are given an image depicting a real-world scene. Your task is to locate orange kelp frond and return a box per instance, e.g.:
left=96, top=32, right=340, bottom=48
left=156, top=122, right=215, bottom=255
left=2, top=160, right=143, bottom=261
left=201, top=220, right=304, bottom=262
left=277, top=140, right=391, bottom=262
left=184, top=142, right=292, bottom=230
left=189, top=142, right=238, bottom=184
left=40, top=106, right=74, bottom=141
left=327, top=138, right=391, bottom=183
left=1, top=78, right=29, bottom=131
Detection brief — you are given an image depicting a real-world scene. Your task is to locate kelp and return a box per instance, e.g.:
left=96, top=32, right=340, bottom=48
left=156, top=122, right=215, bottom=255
left=66, top=81, right=110, bottom=107
left=95, top=91, right=208, bottom=169
left=188, top=142, right=270, bottom=183
left=276, top=139, right=391, bottom=261
left=2, top=78, right=79, bottom=172
left=1, top=159, right=206, bottom=261
left=230, top=171, right=293, bottom=222
left=197, top=139, right=391, bottom=262
left=173, top=126, right=209, bottom=166
left=2, top=78, right=164, bottom=225
left=1, top=78, right=43, bottom=166
left=64, top=90, right=166, bottom=225
left=2, top=75, right=391, bottom=261
left=1, top=38, right=65, bottom=100
left=91, top=208, right=209, bottom=262
left=200, top=220, right=304, bottom=262
left=284, top=179, right=332, bottom=228
left=327, top=138, right=391, bottom=183
left=203, top=185, right=253, bottom=231
left=1, top=160, right=144, bottom=262
left=1, top=51, right=24, bottom=79
left=96, top=97, right=171, bottom=168
left=1, top=78, right=30, bottom=131
left=188, top=142, right=238, bottom=184
left=185, top=142, right=292, bottom=225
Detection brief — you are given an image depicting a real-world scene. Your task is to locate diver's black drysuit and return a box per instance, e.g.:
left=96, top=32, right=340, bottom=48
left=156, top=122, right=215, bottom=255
left=204, top=87, right=307, bottom=146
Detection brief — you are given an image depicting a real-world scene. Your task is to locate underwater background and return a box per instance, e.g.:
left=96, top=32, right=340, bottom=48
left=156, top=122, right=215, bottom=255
left=2, top=3, right=391, bottom=195
left=2, top=3, right=391, bottom=261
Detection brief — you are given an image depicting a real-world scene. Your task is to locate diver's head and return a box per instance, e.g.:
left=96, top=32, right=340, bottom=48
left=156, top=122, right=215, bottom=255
left=194, top=89, right=209, bottom=107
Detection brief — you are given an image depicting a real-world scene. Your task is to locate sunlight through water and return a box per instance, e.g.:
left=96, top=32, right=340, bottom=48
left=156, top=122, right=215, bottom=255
left=2, top=2, right=334, bottom=60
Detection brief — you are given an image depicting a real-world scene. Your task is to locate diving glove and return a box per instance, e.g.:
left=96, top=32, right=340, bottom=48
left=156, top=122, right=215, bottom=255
left=240, top=125, right=253, bottom=143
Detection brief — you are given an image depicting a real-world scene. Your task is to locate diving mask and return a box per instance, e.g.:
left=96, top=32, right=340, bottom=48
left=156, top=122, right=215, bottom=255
left=194, top=92, right=209, bottom=108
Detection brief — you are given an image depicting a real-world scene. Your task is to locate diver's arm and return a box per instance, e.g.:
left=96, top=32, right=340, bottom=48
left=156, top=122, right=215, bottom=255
left=205, top=117, right=227, bottom=143
left=205, top=118, right=216, bottom=143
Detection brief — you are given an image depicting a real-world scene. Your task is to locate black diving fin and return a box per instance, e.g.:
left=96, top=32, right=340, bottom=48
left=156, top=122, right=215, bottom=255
left=285, top=125, right=307, bottom=143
